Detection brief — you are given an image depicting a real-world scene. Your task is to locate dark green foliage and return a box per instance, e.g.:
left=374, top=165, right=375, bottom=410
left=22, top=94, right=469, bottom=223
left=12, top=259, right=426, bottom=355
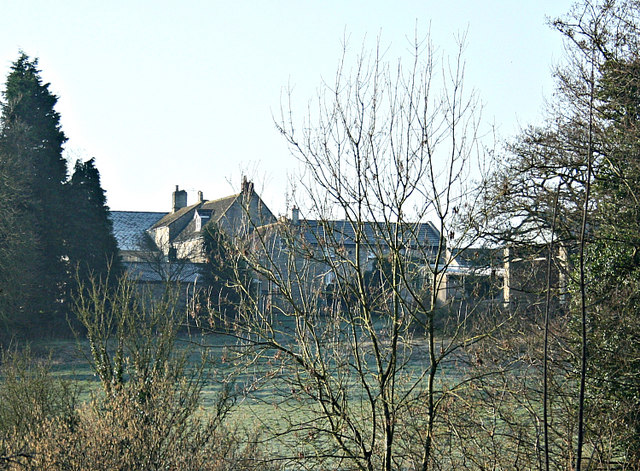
left=0, top=53, right=69, bottom=332
left=597, top=58, right=640, bottom=252
left=66, top=158, right=122, bottom=285
left=0, top=54, right=120, bottom=339
left=583, top=56, right=640, bottom=466
left=584, top=242, right=640, bottom=465
left=0, top=128, right=39, bottom=331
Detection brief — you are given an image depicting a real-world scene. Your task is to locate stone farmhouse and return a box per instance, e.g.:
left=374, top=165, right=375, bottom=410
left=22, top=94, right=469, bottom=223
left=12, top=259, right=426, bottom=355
left=110, top=178, right=274, bottom=285
left=110, top=178, right=561, bottom=310
left=147, top=178, right=275, bottom=263
left=110, top=179, right=449, bottom=298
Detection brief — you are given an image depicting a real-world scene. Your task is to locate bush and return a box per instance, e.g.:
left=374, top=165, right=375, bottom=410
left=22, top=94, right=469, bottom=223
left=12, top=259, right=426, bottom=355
left=0, top=275, right=281, bottom=470
left=0, top=347, right=79, bottom=468
left=20, top=377, right=273, bottom=470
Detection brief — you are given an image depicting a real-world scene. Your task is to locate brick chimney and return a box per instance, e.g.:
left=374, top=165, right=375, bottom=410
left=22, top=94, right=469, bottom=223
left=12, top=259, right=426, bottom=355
left=197, top=190, right=204, bottom=203
left=172, top=185, right=187, bottom=212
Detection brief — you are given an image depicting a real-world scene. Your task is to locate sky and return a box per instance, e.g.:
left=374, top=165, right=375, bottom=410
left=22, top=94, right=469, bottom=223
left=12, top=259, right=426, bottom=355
left=1, top=1, right=575, bottom=214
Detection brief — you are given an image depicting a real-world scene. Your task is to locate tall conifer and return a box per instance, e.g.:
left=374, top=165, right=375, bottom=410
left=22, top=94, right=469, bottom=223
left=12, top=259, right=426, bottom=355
left=0, top=53, right=69, bottom=329
left=67, top=158, right=122, bottom=284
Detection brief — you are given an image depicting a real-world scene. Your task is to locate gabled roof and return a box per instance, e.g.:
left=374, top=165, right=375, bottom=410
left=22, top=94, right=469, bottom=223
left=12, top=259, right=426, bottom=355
left=175, top=216, right=204, bottom=242
left=149, top=194, right=240, bottom=231
left=150, top=202, right=201, bottom=230
left=201, top=194, right=240, bottom=219
left=160, top=194, right=243, bottom=243
left=195, top=209, right=213, bottom=219
left=110, top=211, right=167, bottom=251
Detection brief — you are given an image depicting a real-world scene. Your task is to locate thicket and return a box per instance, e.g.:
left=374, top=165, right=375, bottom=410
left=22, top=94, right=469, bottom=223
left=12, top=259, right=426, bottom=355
left=476, top=0, right=640, bottom=468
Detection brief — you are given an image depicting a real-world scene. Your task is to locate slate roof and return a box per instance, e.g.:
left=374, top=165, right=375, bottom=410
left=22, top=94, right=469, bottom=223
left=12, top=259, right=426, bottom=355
left=110, top=211, right=167, bottom=251
left=195, top=209, right=213, bottom=220
left=150, top=202, right=201, bottom=230
left=201, top=194, right=239, bottom=218
left=151, top=194, right=240, bottom=233
left=174, top=217, right=202, bottom=242
left=299, top=219, right=440, bottom=249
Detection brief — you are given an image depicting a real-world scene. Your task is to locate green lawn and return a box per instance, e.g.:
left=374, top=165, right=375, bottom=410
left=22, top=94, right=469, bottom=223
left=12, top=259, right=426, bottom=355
left=9, top=332, right=568, bottom=469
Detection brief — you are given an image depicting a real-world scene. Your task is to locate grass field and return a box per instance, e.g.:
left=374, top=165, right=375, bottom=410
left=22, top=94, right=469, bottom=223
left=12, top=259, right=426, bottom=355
left=6, top=332, right=593, bottom=469
left=27, top=327, right=469, bottom=406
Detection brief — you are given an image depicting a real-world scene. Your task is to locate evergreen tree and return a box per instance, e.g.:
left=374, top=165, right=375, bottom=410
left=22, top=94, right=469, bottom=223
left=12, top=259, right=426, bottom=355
left=66, top=158, right=122, bottom=286
left=0, top=53, right=69, bottom=332
left=0, top=122, right=40, bottom=333
left=585, top=56, right=640, bottom=466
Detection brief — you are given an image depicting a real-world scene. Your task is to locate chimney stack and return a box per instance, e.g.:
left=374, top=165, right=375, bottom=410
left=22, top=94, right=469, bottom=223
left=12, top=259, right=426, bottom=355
left=197, top=191, right=204, bottom=203
left=241, top=176, right=254, bottom=195
left=172, top=185, right=188, bottom=213
left=291, top=206, right=299, bottom=225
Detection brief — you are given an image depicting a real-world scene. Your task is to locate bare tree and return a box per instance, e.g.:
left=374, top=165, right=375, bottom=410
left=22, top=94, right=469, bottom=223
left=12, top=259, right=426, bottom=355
left=203, top=35, right=511, bottom=470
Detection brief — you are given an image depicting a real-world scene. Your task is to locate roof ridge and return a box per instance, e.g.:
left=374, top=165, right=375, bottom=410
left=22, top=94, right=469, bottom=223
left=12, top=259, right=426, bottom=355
left=111, top=210, right=168, bottom=215
left=150, top=202, right=202, bottom=229
left=204, top=193, right=240, bottom=204
left=201, top=193, right=240, bottom=222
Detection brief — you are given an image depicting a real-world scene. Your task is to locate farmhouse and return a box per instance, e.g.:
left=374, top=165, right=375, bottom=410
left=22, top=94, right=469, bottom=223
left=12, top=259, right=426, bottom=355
left=110, top=178, right=546, bottom=310
left=146, top=178, right=275, bottom=263
left=110, top=178, right=275, bottom=284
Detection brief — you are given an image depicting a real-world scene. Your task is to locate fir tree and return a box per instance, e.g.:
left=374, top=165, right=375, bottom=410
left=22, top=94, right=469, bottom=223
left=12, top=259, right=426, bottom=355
left=66, top=158, right=122, bottom=286
left=0, top=122, right=40, bottom=333
left=0, top=53, right=69, bottom=331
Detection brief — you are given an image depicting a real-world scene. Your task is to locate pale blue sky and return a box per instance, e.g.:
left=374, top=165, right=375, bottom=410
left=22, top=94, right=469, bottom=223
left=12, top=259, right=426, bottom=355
left=1, top=1, right=573, bottom=213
